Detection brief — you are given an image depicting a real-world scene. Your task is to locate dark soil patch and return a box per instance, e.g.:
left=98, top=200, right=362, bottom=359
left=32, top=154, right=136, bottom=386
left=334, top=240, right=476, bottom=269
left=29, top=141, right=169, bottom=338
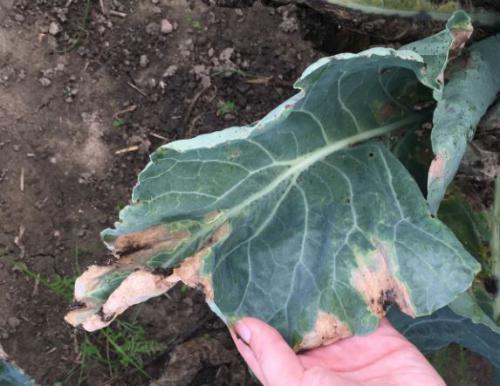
left=0, top=0, right=318, bottom=384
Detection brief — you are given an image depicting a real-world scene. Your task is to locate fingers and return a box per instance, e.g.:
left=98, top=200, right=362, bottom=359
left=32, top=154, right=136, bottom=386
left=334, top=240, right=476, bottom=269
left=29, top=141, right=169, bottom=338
left=234, top=317, right=304, bottom=386
left=230, top=329, right=266, bottom=382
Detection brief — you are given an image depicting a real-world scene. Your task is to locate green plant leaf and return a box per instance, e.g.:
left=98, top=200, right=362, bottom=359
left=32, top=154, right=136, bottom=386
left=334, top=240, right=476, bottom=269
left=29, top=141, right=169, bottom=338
left=0, top=345, right=37, bottom=386
left=427, top=35, right=500, bottom=214
left=389, top=299, right=500, bottom=369
left=66, top=13, right=480, bottom=349
left=321, top=0, right=500, bottom=25
left=438, top=189, right=490, bottom=264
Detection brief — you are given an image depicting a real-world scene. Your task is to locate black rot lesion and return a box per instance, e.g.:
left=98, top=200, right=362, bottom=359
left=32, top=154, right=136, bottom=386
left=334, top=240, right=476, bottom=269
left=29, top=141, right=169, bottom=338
left=152, top=267, right=174, bottom=277
left=378, top=288, right=397, bottom=312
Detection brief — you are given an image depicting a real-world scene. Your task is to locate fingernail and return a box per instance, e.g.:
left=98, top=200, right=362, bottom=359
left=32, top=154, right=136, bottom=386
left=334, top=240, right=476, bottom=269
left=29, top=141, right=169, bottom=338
left=235, top=321, right=252, bottom=345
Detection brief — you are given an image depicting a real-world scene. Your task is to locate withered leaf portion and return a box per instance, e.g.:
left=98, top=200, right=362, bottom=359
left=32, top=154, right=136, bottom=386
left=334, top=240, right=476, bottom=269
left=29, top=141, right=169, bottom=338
left=67, top=13, right=479, bottom=349
left=425, top=33, right=500, bottom=213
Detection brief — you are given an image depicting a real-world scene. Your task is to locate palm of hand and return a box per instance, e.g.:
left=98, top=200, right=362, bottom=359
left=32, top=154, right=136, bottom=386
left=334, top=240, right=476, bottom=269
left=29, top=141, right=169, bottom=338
left=232, top=318, right=445, bottom=386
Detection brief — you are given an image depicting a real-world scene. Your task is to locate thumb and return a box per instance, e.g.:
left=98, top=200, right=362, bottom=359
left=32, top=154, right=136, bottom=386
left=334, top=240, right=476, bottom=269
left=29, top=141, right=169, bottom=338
left=234, top=317, right=304, bottom=386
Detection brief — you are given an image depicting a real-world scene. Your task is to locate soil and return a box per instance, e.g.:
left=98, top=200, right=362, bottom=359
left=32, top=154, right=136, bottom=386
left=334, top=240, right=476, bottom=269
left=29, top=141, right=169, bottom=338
left=0, top=1, right=318, bottom=384
left=0, top=0, right=498, bottom=385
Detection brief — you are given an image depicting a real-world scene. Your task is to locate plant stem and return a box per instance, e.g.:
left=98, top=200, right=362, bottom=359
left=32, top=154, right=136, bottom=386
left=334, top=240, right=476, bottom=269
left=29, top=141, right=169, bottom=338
left=492, top=171, right=500, bottom=322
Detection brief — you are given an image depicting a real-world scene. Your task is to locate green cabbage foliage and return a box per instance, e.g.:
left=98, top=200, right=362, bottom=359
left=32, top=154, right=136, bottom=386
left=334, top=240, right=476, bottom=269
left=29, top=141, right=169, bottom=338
left=389, top=188, right=500, bottom=380
left=66, top=12, right=499, bottom=352
left=427, top=35, right=500, bottom=214
left=322, top=0, right=500, bottom=25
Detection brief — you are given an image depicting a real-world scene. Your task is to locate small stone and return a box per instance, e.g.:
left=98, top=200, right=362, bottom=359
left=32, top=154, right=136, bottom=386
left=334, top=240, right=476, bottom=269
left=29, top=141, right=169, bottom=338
left=12, top=145, right=20, bottom=152
left=77, top=229, right=86, bottom=237
left=152, top=0, right=159, bottom=3
left=7, top=317, right=21, bottom=329
left=49, top=21, right=61, bottom=36
left=39, top=77, right=51, bottom=87
left=146, top=22, right=160, bottom=35
left=219, top=47, right=234, bottom=62
left=224, top=113, right=235, bottom=121
left=161, top=18, right=173, bottom=34
left=14, top=14, right=25, bottom=22
left=139, top=54, right=150, bottom=68
left=162, top=64, right=178, bottom=77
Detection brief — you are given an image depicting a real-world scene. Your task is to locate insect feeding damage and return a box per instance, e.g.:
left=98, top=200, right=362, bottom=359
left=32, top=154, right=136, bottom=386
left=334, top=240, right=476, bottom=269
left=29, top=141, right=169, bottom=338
left=65, top=221, right=230, bottom=331
left=351, top=240, right=415, bottom=318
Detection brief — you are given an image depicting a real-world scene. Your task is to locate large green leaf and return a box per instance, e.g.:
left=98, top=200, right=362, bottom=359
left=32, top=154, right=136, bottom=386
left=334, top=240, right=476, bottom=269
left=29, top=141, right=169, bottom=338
left=389, top=305, right=500, bottom=368
left=321, top=0, right=500, bottom=25
left=391, top=176, right=500, bottom=375
left=427, top=35, right=500, bottom=213
left=0, top=346, right=36, bottom=386
left=66, top=14, right=480, bottom=349
left=438, top=189, right=490, bottom=267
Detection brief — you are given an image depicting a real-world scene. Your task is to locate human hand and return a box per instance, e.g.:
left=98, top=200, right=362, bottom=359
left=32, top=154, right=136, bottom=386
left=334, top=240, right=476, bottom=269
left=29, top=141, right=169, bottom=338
left=232, top=317, right=445, bottom=386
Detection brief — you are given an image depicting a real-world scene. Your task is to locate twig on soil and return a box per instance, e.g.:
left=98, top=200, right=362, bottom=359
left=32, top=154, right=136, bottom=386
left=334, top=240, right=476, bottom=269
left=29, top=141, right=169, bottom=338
left=115, top=145, right=140, bottom=155
left=32, top=275, right=40, bottom=296
left=244, top=75, right=273, bottom=85
left=109, top=10, right=128, bottom=18
left=14, top=225, right=25, bottom=259
left=99, top=0, right=107, bottom=15
left=113, top=105, right=137, bottom=118
left=20, top=167, right=24, bottom=192
left=183, top=85, right=212, bottom=128
left=149, top=132, right=169, bottom=141
left=188, top=113, right=204, bottom=135
left=65, top=0, right=74, bottom=7
left=126, top=82, right=148, bottom=97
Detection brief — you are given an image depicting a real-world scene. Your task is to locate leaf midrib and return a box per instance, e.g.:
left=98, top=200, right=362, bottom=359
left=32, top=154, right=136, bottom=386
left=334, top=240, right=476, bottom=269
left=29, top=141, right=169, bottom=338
left=225, top=114, right=421, bottom=219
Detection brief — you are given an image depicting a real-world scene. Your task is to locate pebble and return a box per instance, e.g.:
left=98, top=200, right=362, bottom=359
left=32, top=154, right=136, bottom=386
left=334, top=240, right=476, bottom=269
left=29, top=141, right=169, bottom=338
left=219, top=47, right=234, bottom=62
left=48, top=21, right=61, bottom=36
left=146, top=22, right=160, bottom=35
left=139, top=54, right=150, bottom=68
left=14, top=14, right=25, bottom=22
left=224, top=113, right=236, bottom=121
left=39, top=77, right=51, bottom=87
left=7, top=317, right=21, bottom=329
left=161, top=18, right=173, bottom=34
left=162, top=64, right=178, bottom=77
